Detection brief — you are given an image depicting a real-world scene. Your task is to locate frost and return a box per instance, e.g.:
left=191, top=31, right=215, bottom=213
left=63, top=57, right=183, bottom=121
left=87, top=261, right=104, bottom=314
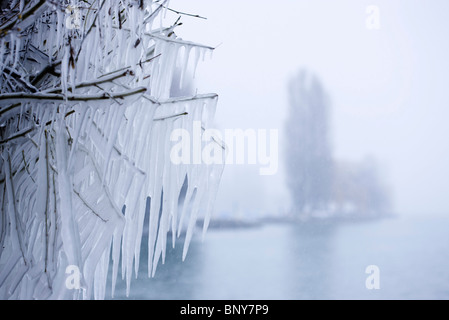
left=0, top=0, right=223, bottom=299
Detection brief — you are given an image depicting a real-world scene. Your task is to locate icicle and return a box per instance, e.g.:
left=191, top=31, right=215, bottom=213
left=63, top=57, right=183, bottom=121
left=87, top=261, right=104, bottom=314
left=2, top=149, right=27, bottom=265
left=19, top=0, right=25, bottom=15
left=192, top=46, right=202, bottom=79
left=11, top=34, right=21, bottom=71
left=179, top=45, right=192, bottom=90
left=54, top=115, right=83, bottom=271
left=56, top=10, right=63, bottom=58
left=0, top=38, right=5, bottom=76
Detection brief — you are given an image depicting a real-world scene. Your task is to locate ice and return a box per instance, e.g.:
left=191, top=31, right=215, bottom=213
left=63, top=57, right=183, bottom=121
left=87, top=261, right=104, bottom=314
left=0, top=0, right=222, bottom=300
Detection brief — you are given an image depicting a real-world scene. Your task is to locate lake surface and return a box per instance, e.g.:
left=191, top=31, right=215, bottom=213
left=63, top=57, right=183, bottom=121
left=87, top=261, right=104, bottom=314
left=107, top=215, right=449, bottom=300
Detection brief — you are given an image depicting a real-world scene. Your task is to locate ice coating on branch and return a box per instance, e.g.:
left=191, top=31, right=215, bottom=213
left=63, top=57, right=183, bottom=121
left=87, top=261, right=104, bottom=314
left=0, top=0, right=223, bottom=299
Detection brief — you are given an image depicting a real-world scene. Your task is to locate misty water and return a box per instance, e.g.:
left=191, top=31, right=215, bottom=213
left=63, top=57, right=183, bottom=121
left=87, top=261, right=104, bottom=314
left=107, top=215, right=449, bottom=300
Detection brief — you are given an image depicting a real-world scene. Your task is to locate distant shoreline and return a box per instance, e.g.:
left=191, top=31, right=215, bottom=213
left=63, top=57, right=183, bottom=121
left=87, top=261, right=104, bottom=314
left=199, top=211, right=396, bottom=230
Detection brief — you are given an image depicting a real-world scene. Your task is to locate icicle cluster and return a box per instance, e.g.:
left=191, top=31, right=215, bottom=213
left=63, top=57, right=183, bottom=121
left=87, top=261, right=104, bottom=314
left=0, top=0, right=223, bottom=299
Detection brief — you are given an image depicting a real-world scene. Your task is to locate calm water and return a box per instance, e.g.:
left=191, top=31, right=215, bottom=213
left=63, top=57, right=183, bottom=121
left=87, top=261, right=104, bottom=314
left=107, top=215, right=449, bottom=300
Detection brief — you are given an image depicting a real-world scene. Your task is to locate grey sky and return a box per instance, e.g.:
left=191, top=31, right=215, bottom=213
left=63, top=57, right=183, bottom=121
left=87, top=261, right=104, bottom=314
left=171, top=0, right=449, bottom=216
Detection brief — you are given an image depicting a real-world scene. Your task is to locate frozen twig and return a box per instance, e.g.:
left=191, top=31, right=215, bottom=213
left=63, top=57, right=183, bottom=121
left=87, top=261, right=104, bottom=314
left=153, top=111, right=188, bottom=121
left=144, top=32, right=215, bottom=50
left=144, top=93, right=218, bottom=105
left=73, top=189, right=108, bottom=223
left=3, top=66, right=38, bottom=93
left=0, top=87, right=147, bottom=104
left=164, top=6, right=207, bottom=20
left=143, top=0, right=168, bottom=24
left=0, top=126, right=35, bottom=144
left=0, top=0, right=48, bottom=36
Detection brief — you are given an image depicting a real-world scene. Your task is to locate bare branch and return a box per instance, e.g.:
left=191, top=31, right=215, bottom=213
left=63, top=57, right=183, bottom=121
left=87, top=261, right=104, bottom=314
left=164, top=6, right=207, bottom=20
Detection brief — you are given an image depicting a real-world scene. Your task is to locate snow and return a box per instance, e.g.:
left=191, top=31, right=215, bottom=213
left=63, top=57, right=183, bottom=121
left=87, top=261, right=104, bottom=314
left=0, top=0, right=221, bottom=300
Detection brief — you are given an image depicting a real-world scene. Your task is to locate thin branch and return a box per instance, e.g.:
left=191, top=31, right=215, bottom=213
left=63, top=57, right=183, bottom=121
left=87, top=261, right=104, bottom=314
left=89, top=53, right=161, bottom=82
left=30, top=60, right=62, bottom=86
left=45, top=110, right=75, bottom=127
left=77, top=144, right=130, bottom=222
left=0, top=126, right=35, bottom=144
left=150, top=16, right=182, bottom=35
left=153, top=111, right=188, bottom=121
left=0, top=0, right=48, bottom=36
left=94, top=84, right=123, bottom=106
left=4, top=152, right=27, bottom=265
left=164, top=6, right=207, bottom=20
left=202, top=125, right=226, bottom=151
left=0, top=103, right=21, bottom=118
left=44, top=130, right=50, bottom=274
left=0, top=87, right=147, bottom=105
left=144, top=93, right=218, bottom=105
left=22, top=150, right=35, bottom=183
left=143, top=0, right=168, bottom=24
left=3, top=66, right=38, bottom=93
left=75, top=0, right=107, bottom=62
left=144, top=32, right=215, bottom=50
left=0, top=184, right=7, bottom=256
left=73, top=189, right=108, bottom=223
left=46, top=54, right=160, bottom=94
left=43, top=68, right=133, bottom=95
left=88, top=120, right=146, bottom=177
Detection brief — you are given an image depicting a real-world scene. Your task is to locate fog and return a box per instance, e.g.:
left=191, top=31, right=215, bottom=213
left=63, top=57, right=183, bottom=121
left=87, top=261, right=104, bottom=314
left=168, top=0, right=449, bottom=218
left=106, top=1, right=449, bottom=300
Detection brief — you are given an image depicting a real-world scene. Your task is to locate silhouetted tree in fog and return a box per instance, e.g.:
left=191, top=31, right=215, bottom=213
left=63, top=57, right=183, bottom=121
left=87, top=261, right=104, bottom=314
left=332, top=158, right=391, bottom=217
left=285, top=70, right=333, bottom=216
left=285, top=69, right=391, bottom=219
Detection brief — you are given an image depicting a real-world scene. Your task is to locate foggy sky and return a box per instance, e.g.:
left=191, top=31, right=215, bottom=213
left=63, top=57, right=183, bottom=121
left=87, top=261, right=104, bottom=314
left=170, top=0, right=449, bottom=217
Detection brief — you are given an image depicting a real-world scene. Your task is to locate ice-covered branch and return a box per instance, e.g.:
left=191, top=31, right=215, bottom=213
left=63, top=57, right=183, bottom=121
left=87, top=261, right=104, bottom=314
left=2, top=66, right=38, bottom=93
left=0, top=0, right=48, bottom=36
left=0, top=87, right=147, bottom=103
left=0, top=125, right=35, bottom=144
left=144, top=93, right=218, bottom=105
left=153, top=111, right=188, bottom=121
left=73, top=190, right=109, bottom=223
left=30, top=60, right=62, bottom=86
left=143, top=0, right=168, bottom=24
left=144, top=32, right=216, bottom=50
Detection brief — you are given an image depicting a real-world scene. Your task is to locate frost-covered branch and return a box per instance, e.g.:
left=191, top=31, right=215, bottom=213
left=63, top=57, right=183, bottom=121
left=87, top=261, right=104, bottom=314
left=0, top=125, right=35, bottom=144
left=153, top=111, right=188, bottom=121
left=2, top=66, right=38, bottom=92
left=0, top=0, right=48, bottom=36
left=145, top=32, right=216, bottom=50
left=144, top=93, right=218, bottom=105
left=45, top=69, right=134, bottom=94
left=0, top=87, right=147, bottom=103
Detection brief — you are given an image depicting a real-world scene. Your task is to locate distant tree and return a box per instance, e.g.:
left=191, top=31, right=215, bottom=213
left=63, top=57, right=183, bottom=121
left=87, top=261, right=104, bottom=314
left=332, top=158, right=391, bottom=217
left=285, top=70, right=333, bottom=216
